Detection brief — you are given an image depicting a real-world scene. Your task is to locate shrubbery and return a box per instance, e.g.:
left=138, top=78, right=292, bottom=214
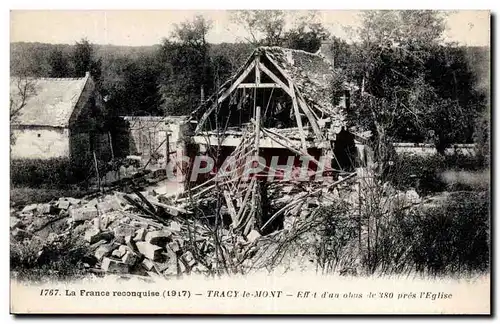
left=10, top=234, right=90, bottom=282
left=313, top=191, right=489, bottom=276
left=372, top=191, right=489, bottom=275
left=10, top=158, right=90, bottom=187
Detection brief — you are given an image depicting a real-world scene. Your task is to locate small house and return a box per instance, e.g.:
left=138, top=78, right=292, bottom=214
left=10, top=72, right=110, bottom=171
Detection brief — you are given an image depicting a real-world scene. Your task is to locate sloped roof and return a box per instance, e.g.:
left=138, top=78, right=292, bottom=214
left=10, top=74, right=90, bottom=127
left=191, top=46, right=350, bottom=130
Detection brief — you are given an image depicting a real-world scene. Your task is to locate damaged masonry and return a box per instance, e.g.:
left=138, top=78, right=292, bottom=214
left=10, top=45, right=488, bottom=280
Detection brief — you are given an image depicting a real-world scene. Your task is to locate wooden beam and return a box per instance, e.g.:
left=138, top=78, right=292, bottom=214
left=237, top=83, right=280, bottom=88
left=289, top=83, right=308, bottom=150
left=223, top=190, right=237, bottom=224
left=264, top=53, right=293, bottom=85
left=296, top=89, right=323, bottom=141
left=264, top=52, right=324, bottom=142
left=255, top=105, right=261, bottom=154
left=260, top=127, right=320, bottom=167
left=260, top=172, right=357, bottom=232
left=258, top=63, right=292, bottom=96
left=255, top=55, right=261, bottom=85
left=195, top=60, right=257, bottom=133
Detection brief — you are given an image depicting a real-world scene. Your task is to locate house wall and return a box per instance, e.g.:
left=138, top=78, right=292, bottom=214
left=69, top=76, right=111, bottom=165
left=123, top=116, right=188, bottom=167
left=11, top=127, right=70, bottom=159
left=393, top=143, right=477, bottom=156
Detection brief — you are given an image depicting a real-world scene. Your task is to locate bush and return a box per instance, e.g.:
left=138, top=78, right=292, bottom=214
left=412, top=191, right=490, bottom=274
left=310, top=181, right=489, bottom=276
left=10, top=158, right=90, bottom=187
left=11, top=234, right=90, bottom=282
left=365, top=191, right=489, bottom=276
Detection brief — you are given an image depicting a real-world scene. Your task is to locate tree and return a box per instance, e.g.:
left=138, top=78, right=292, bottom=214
left=230, top=10, right=286, bottom=46
left=10, top=75, right=36, bottom=145
left=72, top=38, right=102, bottom=83
left=230, top=10, right=330, bottom=52
left=49, top=48, right=70, bottom=77
left=157, top=15, right=213, bottom=115
left=345, top=10, right=451, bottom=161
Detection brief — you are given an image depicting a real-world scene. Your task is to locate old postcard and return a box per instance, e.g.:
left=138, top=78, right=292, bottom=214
left=9, top=9, right=491, bottom=314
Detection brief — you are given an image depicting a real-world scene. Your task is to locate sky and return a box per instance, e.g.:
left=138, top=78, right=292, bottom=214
left=10, top=10, right=490, bottom=47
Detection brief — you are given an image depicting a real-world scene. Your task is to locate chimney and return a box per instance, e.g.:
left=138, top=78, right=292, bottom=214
left=319, top=41, right=335, bottom=68
left=85, top=71, right=90, bottom=78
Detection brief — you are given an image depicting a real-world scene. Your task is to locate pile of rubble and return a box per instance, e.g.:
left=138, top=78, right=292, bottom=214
left=10, top=186, right=265, bottom=279
left=11, top=163, right=427, bottom=279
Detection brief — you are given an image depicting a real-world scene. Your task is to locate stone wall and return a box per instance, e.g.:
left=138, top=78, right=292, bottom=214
left=122, top=116, right=188, bottom=168
left=11, top=127, right=70, bottom=159
left=393, top=143, right=477, bottom=157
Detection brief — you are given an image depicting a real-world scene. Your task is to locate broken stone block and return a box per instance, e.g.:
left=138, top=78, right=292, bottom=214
left=95, top=244, right=117, bottom=261
left=168, top=221, right=182, bottom=232
left=97, top=198, right=122, bottom=213
left=22, top=204, right=38, bottom=213
left=142, top=258, right=156, bottom=271
left=70, top=207, right=99, bottom=222
left=154, top=258, right=171, bottom=273
left=11, top=228, right=31, bottom=241
left=125, top=235, right=138, bottom=253
left=136, top=242, right=163, bottom=261
left=85, top=198, right=98, bottom=208
left=191, top=264, right=207, bottom=274
left=134, top=228, right=147, bottom=242
left=121, top=251, right=139, bottom=266
left=246, top=230, right=261, bottom=243
left=101, top=257, right=129, bottom=274
left=163, top=262, right=178, bottom=276
left=84, top=229, right=114, bottom=244
left=405, top=189, right=421, bottom=204
left=113, top=225, right=136, bottom=238
left=67, top=197, right=81, bottom=206
left=181, top=251, right=196, bottom=267
left=37, top=203, right=53, bottom=214
left=145, top=230, right=172, bottom=246
left=112, top=249, right=125, bottom=258
left=178, top=259, right=187, bottom=273
left=118, top=245, right=129, bottom=256
left=167, top=241, right=181, bottom=254
left=10, top=217, right=21, bottom=229
left=57, top=199, right=70, bottom=210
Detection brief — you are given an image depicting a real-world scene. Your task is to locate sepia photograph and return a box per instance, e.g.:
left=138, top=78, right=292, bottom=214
left=8, top=9, right=491, bottom=314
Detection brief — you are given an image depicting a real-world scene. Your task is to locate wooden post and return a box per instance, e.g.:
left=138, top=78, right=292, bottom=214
left=253, top=106, right=262, bottom=233
left=255, top=106, right=261, bottom=154
left=290, top=83, right=308, bottom=150
left=93, top=150, right=101, bottom=191
left=166, top=131, right=170, bottom=164
left=107, top=132, right=115, bottom=160
left=93, top=150, right=102, bottom=231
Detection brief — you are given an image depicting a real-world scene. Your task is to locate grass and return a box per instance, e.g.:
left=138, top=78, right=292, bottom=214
left=10, top=186, right=88, bottom=207
left=440, top=169, right=490, bottom=190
